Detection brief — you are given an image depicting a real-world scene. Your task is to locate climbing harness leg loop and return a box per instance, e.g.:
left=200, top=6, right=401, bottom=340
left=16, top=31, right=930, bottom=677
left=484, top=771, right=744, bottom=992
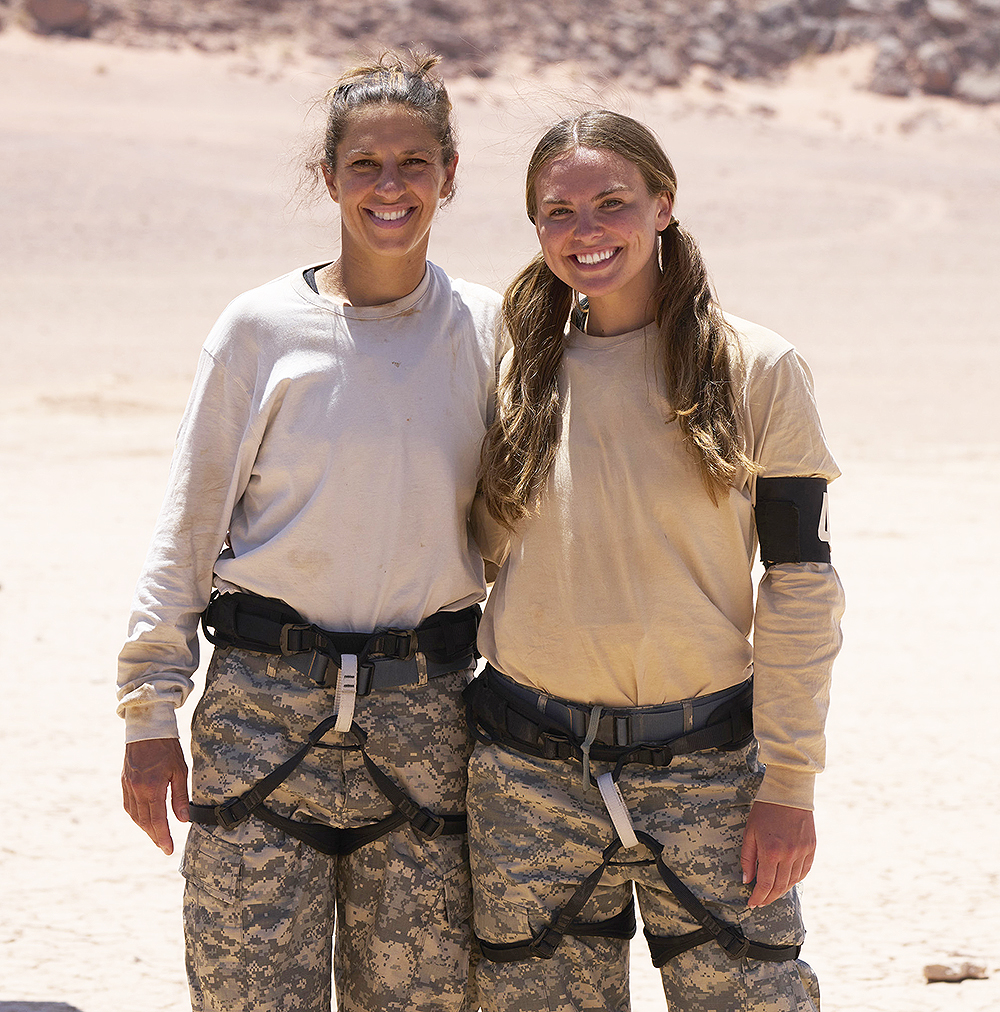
left=477, top=840, right=636, bottom=963
left=477, top=827, right=799, bottom=966
left=190, top=709, right=466, bottom=852
left=527, top=929, right=561, bottom=959
left=393, top=796, right=448, bottom=841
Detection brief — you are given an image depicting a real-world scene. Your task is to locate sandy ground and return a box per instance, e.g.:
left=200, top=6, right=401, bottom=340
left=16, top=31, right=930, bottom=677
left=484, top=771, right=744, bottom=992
left=1, top=28, right=999, bottom=1012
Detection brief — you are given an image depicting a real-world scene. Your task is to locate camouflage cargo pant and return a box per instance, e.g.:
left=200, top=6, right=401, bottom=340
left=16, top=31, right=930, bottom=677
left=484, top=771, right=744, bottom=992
left=181, top=646, right=477, bottom=1012
left=469, top=741, right=820, bottom=1012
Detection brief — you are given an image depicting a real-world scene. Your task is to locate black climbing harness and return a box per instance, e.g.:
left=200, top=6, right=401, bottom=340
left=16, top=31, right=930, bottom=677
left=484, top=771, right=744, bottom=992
left=477, top=829, right=800, bottom=966
left=188, top=712, right=467, bottom=854
left=201, top=590, right=481, bottom=689
left=188, top=593, right=479, bottom=855
left=465, top=667, right=800, bottom=966
left=465, top=665, right=754, bottom=782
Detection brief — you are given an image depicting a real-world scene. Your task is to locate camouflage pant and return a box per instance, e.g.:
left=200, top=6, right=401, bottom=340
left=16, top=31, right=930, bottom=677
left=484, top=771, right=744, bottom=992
left=468, top=741, right=820, bottom=1012
left=181, top=646, right=477, bottom=1012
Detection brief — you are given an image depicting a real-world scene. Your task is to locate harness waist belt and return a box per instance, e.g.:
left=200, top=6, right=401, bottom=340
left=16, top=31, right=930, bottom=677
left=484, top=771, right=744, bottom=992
left=488, top=666, right=752, bottom=746
left=466, top=665, right=753, bottom=771
left=202, top=592, right=480, bottom=689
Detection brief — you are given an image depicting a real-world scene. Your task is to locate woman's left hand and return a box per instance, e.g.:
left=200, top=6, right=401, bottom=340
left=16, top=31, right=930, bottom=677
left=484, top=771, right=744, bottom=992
left=739, top=801, right=816, bottom=908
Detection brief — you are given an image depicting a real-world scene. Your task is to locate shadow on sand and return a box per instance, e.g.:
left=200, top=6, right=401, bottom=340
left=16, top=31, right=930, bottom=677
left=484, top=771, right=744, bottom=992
left=0, top=1004, right=86, bottom=1012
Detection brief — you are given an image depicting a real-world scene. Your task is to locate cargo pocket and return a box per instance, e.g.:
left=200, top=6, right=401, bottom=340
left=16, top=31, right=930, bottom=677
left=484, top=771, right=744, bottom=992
left=181, top=823, right=241, bottom=906
left=182, top=822, right=335, bottom=1006
left=472, top=873, right=535, bottom=946
left=442, top=852, right=474, bottom=928
left=411, top=851, right=477, bottom=996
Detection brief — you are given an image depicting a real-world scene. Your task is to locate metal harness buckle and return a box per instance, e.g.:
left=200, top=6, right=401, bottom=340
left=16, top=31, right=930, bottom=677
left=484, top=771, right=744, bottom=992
left=279, top=622, right=313, bottom=656
left=716, top=926, right=752, bottom=961
left=365, top=628, right=418, bottom=662
left=214, top=797, right=251, bottom=831
left=527, top=928, right=560, bottom=959
left=397, top=798, right=446, bottom=840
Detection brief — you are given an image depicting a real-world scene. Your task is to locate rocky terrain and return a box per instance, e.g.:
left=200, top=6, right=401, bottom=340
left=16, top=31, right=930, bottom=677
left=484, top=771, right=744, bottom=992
left=3, top=0, right=999, bottom=102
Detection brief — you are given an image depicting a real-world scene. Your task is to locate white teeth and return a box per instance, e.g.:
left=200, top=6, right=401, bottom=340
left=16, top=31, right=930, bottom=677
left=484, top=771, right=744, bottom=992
left=575, top=248, right=616, bottom=265
left=371, top=208, right=410, bottom=220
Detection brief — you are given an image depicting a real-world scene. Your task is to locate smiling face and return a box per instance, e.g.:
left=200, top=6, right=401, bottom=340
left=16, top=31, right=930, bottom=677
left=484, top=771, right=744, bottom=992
left=532, top=146, right=673, bottom=335
left=322, top=103, right=457, bottom=270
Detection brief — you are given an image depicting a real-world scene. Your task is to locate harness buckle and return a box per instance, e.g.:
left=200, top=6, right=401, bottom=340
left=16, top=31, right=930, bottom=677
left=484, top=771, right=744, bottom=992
left=279, top=623, right=312, bottom=656
left=365, top=628, right=418, bottom=662
left=716, top=927, right=752, bottom=961
left=415, top=812, right=446, bottom=840
left=214, top=797, right=251, bottom=831
left=527, top=928, right=560, bottom=959
left=396, top=797, right=447, bottom=840
left=538, top=731, right=574, bottom=761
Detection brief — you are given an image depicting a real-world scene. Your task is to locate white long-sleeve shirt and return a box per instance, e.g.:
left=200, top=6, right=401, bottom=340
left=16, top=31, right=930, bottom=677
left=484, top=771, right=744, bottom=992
left=478, top=315, right=845, bottom=810
left=118, top=262, right=504, bottom=743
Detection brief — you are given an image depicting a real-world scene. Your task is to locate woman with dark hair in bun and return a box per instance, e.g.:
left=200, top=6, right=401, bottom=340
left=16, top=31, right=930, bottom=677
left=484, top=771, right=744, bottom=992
left=467, top=109, right=844, bottom=1012
left=118, top=52, right=502, bottom=1012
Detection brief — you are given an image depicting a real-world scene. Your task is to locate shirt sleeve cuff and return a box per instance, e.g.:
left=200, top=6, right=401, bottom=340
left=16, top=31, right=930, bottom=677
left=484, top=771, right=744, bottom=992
left=755, top=764, right=816, bottom=811
left=121, top=700, right=181, bottom=744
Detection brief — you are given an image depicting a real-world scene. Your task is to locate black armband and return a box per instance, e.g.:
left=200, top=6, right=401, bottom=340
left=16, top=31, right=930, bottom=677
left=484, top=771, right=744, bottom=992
left=754, top=477, right=831, bottom=567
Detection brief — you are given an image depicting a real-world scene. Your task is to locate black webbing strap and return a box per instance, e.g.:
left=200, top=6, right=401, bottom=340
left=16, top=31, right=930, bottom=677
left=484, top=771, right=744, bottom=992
left=478, top=838, right=634, bottom=961
left=188, top=714, right=466, bottom=852
left=201, top=593, right=480, bottom=670
left=477, top=830, right=800, bottom=965
left=633, top=830, right=801, bottom=963
left=477, top=838, right=630, bottom=962
left=190, top=711, right=343, bottom=830
left=643, top=926, right=716, bottom=966
left=252, top=806, right=409, bottom=856
left=479, top=897, right=637, bottom=963
left=464, top=676, right=752, bottom=777
left=352, top=722, right=466, bottom=841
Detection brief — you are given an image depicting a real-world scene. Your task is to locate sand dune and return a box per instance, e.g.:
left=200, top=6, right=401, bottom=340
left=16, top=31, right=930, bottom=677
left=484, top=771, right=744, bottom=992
left=1, top=27, right=998, bottom=1011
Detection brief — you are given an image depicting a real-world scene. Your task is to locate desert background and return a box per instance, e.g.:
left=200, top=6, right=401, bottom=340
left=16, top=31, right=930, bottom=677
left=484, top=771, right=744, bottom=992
left=1, top=0, right=999, bottom=1010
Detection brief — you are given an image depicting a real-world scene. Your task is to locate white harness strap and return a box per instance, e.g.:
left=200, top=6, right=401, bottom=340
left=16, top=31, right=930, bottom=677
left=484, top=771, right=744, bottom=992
left=333, top=654, right=359, bottom=733
left=597, top=772, right=639, bottom=849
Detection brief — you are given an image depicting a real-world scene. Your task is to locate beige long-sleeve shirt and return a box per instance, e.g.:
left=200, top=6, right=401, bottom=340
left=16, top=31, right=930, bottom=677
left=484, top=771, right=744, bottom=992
left=118, top=262, right=503, bottom=743
left=478, top=315, right=844, bottom=809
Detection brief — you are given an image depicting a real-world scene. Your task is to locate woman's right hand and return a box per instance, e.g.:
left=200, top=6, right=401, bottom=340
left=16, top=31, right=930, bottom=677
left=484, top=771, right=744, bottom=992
left=122, top=738, right=190, bottom=855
